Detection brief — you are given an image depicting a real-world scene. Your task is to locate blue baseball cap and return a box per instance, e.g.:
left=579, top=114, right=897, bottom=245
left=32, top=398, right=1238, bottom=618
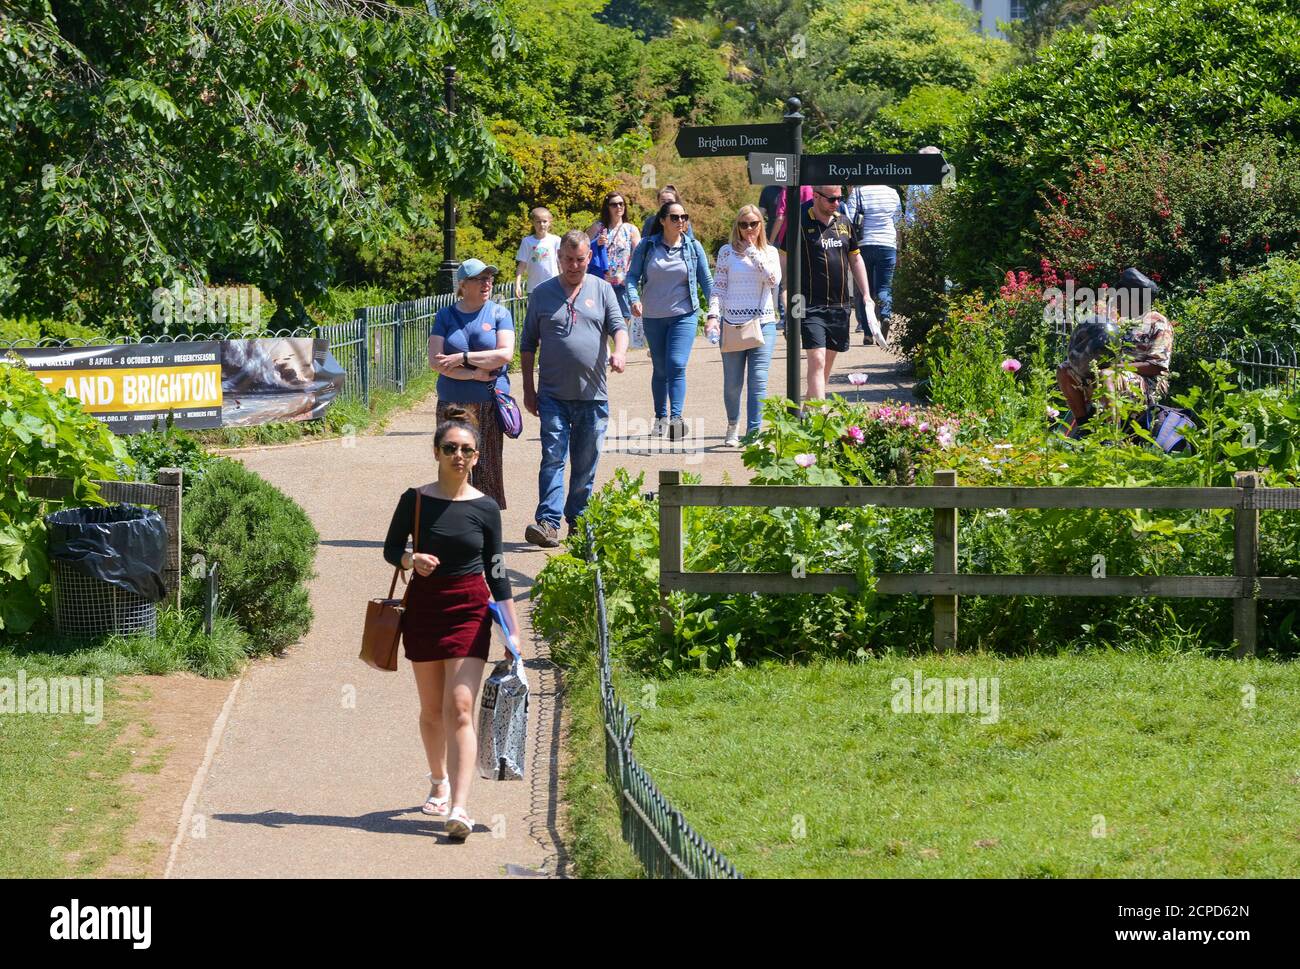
left=454, top=258, right=499, bottom=286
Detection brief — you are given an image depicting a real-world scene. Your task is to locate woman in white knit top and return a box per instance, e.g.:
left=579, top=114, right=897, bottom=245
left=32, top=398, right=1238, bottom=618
left=706, top=204, right=782, bottom=445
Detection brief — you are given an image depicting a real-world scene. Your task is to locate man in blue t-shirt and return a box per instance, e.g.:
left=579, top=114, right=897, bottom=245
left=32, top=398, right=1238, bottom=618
left=520, top=230, right=628, bottom=547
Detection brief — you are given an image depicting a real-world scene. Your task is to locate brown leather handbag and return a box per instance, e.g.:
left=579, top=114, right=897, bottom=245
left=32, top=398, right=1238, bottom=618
left=360, top=493, right=421, bottom=671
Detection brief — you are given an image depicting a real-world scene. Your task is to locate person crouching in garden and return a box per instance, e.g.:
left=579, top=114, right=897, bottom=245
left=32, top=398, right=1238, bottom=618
left=1057, top=267, right=1173, bottom=427
left=429, top=258, right=514, bottom=508
left=383, top=407, right=521, bottom=842
left=706, top=204, right=781, bottom=446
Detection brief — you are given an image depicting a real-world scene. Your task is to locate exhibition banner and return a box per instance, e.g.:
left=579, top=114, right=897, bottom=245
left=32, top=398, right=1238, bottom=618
left=10, top=338, right=344, bottom=434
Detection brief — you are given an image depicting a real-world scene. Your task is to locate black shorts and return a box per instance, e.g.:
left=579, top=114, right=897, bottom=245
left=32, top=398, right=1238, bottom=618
left=801, top=306, right=851, bottom=353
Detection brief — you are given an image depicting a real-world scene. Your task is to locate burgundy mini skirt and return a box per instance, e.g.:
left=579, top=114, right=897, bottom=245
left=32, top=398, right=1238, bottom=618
left=401, top=572, right=492, bottom=662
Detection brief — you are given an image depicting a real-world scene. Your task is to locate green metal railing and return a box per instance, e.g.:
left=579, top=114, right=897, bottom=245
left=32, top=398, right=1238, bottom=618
left=584, top=523, right=742, bottom=880
left=318, top=284, right=526, bottom=407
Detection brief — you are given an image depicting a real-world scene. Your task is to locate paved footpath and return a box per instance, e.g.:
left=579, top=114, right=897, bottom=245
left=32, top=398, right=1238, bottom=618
left=169, top=333, right=912, bottom=878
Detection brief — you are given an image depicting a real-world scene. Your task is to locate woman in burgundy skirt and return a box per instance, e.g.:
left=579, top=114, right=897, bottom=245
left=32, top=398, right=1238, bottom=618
left=383, top=405, right=520, bottom=842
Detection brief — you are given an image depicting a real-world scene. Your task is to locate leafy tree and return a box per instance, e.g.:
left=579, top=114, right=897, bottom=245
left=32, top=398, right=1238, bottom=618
left=0, top=363, right=129, bottom=633
left=946, top=0, right=1300, bottom=290
left=707, top=0, right=1010, bottom=147
left=1001, top=0, right=1123, bottom=57
left=1, top=0, right=516, bottom=332
left=459, top=0, right=648, bottom=139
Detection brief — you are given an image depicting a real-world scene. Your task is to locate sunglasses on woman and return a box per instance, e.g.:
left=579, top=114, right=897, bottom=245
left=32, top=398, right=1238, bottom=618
left=438, top=443, right=478, bottom=457
left=667, top=213, right=690, bottom=223
left=738, top=220, right=760, bottom=229
left=609, top=200, right=625, bottom=207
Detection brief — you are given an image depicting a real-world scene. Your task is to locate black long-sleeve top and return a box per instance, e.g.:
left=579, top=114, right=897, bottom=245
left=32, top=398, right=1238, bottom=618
left=383, top=488, right=512, bottom=601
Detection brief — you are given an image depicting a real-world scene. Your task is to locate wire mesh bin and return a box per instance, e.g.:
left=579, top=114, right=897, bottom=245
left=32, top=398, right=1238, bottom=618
left=50, top=560, right=158, bottom=638
left=45, top=504, right=169, bottom=639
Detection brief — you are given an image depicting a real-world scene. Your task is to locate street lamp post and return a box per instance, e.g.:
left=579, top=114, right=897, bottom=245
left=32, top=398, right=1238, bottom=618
left=784, top=97, right=804, bottom=414
left=439, top=65, right=459, bottom=295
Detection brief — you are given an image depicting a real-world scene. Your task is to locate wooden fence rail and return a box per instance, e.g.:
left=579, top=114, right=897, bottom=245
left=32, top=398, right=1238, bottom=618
left=657, top=469, right=1300, bottom=658
left=23, top=469, right=184, bottom=609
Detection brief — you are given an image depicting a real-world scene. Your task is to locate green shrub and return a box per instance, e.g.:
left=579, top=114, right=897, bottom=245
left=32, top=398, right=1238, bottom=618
left=533, top=364, right=1300, bottom=668
left=0, top=316, right=106, bottom=345
left=1035, top=140, right=1300, bottom=297
left=867, top=84, right=969, bottom=153
left=120, top=418, right=216, bottom=492
left=308, top=285, right=398, bottom=330
left=1173, top=255, right=1300, bottom=374
left=0, top=362, right=129, bottom=633
left=892, top=185, right=957, bottom=361
left=947, top=0, right=1300, bottom=288
left=182, top=458, right=318, bottom=655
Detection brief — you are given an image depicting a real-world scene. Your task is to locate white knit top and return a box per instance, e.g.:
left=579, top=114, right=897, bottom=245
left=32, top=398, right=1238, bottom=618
left=708, top=243, right=782, bottom=325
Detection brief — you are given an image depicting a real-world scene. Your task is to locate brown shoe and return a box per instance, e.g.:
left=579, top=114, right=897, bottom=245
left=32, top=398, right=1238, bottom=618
left=525, top=521, right=560, bottom=548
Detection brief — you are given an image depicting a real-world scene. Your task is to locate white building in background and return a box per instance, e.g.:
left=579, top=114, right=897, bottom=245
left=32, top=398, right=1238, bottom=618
left=957, top=0, right=1028, bottom=39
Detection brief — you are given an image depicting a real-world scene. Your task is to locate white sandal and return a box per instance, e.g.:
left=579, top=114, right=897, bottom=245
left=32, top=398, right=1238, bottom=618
left=445, top=806, right=475, bottom=841
left=423, top=775, right=450, bottom=817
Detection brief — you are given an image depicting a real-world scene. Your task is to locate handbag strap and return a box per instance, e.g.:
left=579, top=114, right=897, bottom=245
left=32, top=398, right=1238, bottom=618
left=387, top=490, right=421, bottom=601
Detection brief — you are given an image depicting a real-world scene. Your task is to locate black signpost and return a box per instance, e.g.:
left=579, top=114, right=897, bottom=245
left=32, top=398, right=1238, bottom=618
left=782, top=99, right=804, bottom=414
left=674, top=104, right=949, bottom=412
left=799, top=152, right=948, bottom=186
left=747, top=152, right=798, bottom=187
left=675, top=123, right=793, bottom=158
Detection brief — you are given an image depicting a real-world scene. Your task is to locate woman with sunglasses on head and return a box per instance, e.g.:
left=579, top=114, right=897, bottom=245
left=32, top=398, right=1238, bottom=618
left=383, top=407, right=521, bottom=842
left=429, top=259, right=514, bottom=509
left=626, top=201, right=714, bottom=440
left=587, top=192, right=641, bottom=325
left=706, top=204, right=782, bottom=447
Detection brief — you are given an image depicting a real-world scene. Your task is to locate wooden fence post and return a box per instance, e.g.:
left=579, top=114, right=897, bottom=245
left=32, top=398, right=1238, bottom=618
left=659, top=470, right=683, bottom=638
left=933, top=469, right=958, bottom=652
left=1233, top=470, right=1260, bottom=658
left=157, top=467, right=184, bottom=610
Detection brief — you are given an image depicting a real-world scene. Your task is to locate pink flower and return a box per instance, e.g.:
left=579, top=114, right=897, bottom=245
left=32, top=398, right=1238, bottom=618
left=846, top=426, right=865, bottom=444
left=936, top=425, right=955, bottom=448
left=1001, top=358, right=1022, bottom=373
left=918, top=421, right=930, bottom=433
left=1046, top=406, right=1060, bottom=420
left=794, top=453, right=817, bottom=468
left=847, top=372, right=868, bottom=386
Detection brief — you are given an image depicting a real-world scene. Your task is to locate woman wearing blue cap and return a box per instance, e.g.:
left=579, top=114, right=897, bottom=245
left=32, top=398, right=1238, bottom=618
left=429, top=259, right=514, bottom=508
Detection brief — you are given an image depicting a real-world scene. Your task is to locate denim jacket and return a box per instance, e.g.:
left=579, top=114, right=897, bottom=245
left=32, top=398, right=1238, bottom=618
left=626, top=234, right=713, bottom=318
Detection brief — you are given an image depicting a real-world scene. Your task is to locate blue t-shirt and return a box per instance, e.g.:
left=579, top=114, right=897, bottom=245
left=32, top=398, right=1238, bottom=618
left=431, top=301, right=514, bottom=403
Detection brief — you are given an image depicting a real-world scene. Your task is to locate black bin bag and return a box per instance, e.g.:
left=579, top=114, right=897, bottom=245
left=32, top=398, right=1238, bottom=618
left=45, top=505, right=169, bottom=602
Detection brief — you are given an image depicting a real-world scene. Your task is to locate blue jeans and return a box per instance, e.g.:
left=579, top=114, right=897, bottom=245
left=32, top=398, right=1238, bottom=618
left=535, top=395, right=609, bottom=528
left=610, top=282, right=632, bottom=322
left=855, top=244, right=896, bottom=330
left=721, top=322, right=777, bottom=433
left=642, top=314, right=697, bottom=419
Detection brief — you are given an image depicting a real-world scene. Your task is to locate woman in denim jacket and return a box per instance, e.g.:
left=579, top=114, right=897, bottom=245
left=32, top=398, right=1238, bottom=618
left=627, top=201, right=714, bottom=441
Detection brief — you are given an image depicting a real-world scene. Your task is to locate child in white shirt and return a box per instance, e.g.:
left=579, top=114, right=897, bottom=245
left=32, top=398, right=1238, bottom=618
left=515, top=208, right=561, bottom=297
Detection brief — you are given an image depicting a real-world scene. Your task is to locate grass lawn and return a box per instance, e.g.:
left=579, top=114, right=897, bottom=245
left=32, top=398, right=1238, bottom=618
left=0, top=611, right=244, bottom=876
left=604, top=651, right=1300, bottom=877
left=0, top=655, right=137, bottom=877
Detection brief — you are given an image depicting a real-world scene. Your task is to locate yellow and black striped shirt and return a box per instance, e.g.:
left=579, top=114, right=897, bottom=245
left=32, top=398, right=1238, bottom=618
left=780, top=201, right=859, bottom=308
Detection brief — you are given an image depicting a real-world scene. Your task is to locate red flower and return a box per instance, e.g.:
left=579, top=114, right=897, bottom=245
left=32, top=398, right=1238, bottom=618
left=1149, top=271, right=1162, bottom=282
left=1265, top=242, right=1271, bottom=252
